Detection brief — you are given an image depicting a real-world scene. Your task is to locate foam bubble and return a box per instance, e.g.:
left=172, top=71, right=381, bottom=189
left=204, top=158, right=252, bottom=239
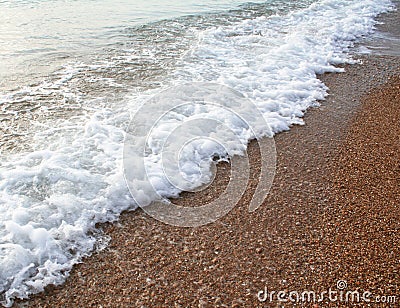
left=0, top=0, right=394, bottom=305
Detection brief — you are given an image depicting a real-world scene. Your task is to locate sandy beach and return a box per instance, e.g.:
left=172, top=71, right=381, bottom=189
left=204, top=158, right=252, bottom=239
left=0, top=4, right=395, bottom=306
left=14, top=51, right=399, bottom=307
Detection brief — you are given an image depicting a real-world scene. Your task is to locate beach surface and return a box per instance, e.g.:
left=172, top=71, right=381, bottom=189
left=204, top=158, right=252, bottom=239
left=16, top=52, right=399, bottom=307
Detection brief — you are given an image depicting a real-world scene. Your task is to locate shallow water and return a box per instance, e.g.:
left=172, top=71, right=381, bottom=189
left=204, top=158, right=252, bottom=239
left=356, top=4, right=400, bottom=56
left=0, top=0, right=397, bottom=306
left=0, top=0, right=274, bottom=91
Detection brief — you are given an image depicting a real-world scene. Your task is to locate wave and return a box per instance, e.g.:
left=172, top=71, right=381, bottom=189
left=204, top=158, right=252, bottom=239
left=0, top=0, right=394, bottom=305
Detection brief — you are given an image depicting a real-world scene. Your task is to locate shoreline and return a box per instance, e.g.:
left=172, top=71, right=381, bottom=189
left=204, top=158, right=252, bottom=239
left=7, top=5, right=400, bottom=307
left=17, top=53, right=400, bottom=307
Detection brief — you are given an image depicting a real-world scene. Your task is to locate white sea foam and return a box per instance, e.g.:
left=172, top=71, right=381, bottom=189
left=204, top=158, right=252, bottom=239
left=0, top=0, right=394, bottom=305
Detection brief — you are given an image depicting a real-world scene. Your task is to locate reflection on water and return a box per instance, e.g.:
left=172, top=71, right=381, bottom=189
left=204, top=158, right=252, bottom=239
left=356, top=7, right=400, bottom=56
left=0, top=0, right=265, bottom=91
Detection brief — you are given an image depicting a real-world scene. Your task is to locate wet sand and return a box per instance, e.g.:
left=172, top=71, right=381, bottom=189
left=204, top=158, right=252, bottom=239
left=16, top=53, right=399, bottom=307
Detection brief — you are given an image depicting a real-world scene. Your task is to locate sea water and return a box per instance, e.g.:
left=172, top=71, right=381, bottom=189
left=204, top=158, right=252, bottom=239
left=0, top=0, right=396, bottom=305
